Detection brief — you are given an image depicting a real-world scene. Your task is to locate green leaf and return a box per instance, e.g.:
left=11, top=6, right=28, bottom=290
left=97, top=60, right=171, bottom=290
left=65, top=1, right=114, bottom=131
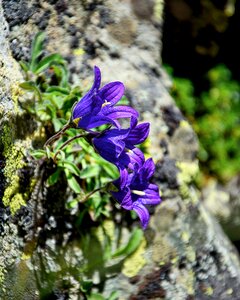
left=19, top=61, right=29, bottom=73
left=46, top=86, right=69, bottom=95
left=52, top=118, right=65, bottom=132
left=80, top=279, right=93, bottom=293
left=19, top=81, right=42, bottom=101
left=66, top=199, right=78, bottom=209
left=65, top=171, right=82, bottom=193
left=87, top=293, right=105, bottom=300
left=112, top=228, right=143, bottom=258
left=30, top=32, right=45, bottom=71
left=58, top=160, right=81, bottom=177
left=45, top=146, right=52, bottom=159
left=34, top=54, right=65, bottom=74
left=80, top=165, right=101, bottom=179
left=29, top=149, right=46, bottom=159
left=52, top=64, right=69, bottom=88
left=108, top=291, right=119, bottom=300
left=47, top=169, right=61, bottom=186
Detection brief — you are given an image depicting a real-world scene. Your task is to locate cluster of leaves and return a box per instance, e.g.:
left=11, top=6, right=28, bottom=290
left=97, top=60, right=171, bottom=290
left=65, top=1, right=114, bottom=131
left=20, top=32, right=120, bottom=219
left=167, top=64, right=240, bottom=183
left=19, top=33, right=143, bottom=299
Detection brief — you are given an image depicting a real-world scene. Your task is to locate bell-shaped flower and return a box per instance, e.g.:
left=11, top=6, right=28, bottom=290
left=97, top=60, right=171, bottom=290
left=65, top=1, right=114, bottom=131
left=92, top=117, right=149, bottom=172
left=112, top=158, right=161, bottom=229
left=72, top=66, right=138, bottom=130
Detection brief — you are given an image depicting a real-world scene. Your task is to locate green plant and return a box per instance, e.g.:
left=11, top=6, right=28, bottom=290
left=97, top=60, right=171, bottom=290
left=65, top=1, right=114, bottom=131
left=19, top=32, right=147, bottom=298
left=167, top=64, right=240, bottom=182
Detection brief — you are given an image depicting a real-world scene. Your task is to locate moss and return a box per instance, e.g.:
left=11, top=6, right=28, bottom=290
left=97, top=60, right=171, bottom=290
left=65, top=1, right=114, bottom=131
left=1, top=124, right=26, bottom=214
left=122, top=237, right=147, bottom=277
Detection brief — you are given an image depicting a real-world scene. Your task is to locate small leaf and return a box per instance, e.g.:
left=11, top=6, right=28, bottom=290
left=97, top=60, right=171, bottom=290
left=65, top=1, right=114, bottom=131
left=19, top=61, right=29, bottom=73
left=19, top=81, right=42, bottom=101
left=80, top=165, right=100, bottom=179
left=34, top=54, right=65, bottom=74
left=112, top=228, right=143, bottom=258
left=108, top=291, right=119, bottom=300
left=66, top=199, right=78, bottom=209
left=58, top=160, right=81, bottom=177
left=30, top=32, right=45, bottom=71
left=46, top=86, right=69, bottom=95
left=29, top=149, right=46, bottom=159
left=19, top=81, right=36, bottom=90
left=45, top=146, right=52, bottom=159
left=80, top=279, right=93, bottom=293
left=88, top=293, right=105, bottom=300
left=52, top=118, right=65, bottom=132
left=65, top=171, right=82, bottom=193
left=47, top=169, right=61, bottom=186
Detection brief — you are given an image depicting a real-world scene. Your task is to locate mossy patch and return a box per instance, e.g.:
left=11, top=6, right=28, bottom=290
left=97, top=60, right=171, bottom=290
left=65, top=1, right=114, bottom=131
left=1, top=124, right=26, bottom=214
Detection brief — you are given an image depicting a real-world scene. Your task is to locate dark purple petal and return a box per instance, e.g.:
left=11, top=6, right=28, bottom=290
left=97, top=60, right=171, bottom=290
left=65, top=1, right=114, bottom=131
left=98, top=82, right=125, bottom=105
left=135, top=184, right=161, bottom=205
left=101, top=105, right=139, bottom=120
left=125, top=122, right=150, bottom=148
left=78, top=114, right=121, bottom=129
left=72, top=92, right=102, bottom=121
left=127, top=148, right=145, bottom=170
left=111, top=187, right=133, bottom=210
left=72, top=66, right=102, bottom=120
left=140, top=158, right=155, bottom=181
left=90, top=66, right=101, bottom=92
left=118, top=168, right=129, bottom=189
left=93, top=137, right=125, bottom=164
left=132, top=203, right=150, bottom=229
left=130, top=116, right=138, bottom=129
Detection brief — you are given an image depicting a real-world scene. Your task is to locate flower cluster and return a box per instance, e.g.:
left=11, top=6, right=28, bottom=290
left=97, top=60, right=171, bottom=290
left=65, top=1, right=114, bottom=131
left=72, top=66, right=161, bottom=229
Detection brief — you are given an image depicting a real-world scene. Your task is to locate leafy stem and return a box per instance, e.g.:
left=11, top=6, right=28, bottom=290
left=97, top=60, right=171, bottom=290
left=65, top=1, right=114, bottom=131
left=53, top=133, right=87, bottom=162
left=44, top=122, right=74, bottom=147
left=80, top=185, right=107, bottom=203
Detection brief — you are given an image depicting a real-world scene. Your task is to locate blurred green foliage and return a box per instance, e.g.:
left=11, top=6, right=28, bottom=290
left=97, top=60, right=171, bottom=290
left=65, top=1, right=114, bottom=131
left=167, top=64, right=240, bottom=183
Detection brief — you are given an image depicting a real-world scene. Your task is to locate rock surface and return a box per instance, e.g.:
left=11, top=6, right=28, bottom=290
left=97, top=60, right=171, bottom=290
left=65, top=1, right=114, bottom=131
left=1, top=0, right=240, bottom=299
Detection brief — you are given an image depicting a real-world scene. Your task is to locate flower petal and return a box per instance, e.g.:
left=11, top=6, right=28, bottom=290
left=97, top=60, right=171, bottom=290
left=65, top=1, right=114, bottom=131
left=93, top=130, right=128, bottom=163
left=73, top=93, right=104, bottom=122
left=132, top=203, right=150, bottom=230
left=140, top=158, right=155, bottom=181
left=91, top=66, right=101, bottom=92
left=136, top=184, right=161, bottom=205
left=78, top=114, right=121, bottom=129
left=101, top=105, right=139, bottom=120
left=98, top=82, right=125, bottom=105
left=111, top=187, right=133, bottom=210
left=127, top=148, right=145, bottom=170
left=125, top=122, right=150, bottom=148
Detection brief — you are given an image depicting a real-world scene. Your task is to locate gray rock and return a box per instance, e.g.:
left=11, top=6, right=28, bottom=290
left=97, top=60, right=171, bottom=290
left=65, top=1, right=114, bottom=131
left=1, top=0, right=240, bottom=299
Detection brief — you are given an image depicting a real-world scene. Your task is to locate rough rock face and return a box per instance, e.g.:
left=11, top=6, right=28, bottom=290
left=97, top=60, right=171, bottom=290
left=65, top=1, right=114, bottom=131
left=1, top=0, right=240, bottom=299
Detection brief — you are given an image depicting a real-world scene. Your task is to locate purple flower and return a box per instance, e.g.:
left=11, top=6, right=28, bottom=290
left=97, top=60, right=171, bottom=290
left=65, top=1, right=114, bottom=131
left=72, top=66, right=138, bottom=129
left=112, top=158, right=161, bottom=229
left=92, top=117, right=149, bottom=172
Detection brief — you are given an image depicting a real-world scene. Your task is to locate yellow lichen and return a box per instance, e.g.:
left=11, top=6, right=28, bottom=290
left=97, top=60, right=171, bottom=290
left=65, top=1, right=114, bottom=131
left=176, top=161, right=199, bottom=199
left=177, top=161, right=199, bottom=185
left=205, top=286, right=214, bottom=296
left=178, top=269, right=195, bottom=296
left=73, top=48, right=85, bottom=56
left=122, top=237, right=147, bottom=277
left=1, top=125, right=26, bottom=214
left=154, top=0, right=164, bottom=21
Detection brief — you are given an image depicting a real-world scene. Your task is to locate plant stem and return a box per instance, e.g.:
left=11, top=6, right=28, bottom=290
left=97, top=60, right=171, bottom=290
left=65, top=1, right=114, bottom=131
left=81, top=186, right=105, bottom=203
left=53, top=133, right=86, bottom=162
left=44, top=122, right=73, bottom=147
